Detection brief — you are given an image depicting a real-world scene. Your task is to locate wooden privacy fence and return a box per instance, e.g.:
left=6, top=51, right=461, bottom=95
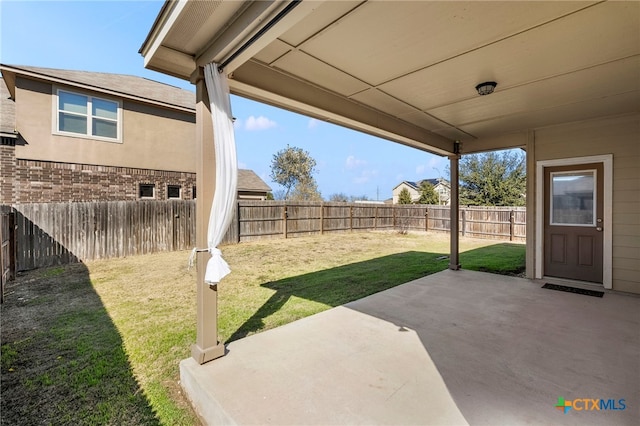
left=1, top=206, right=16, bottom=303
left=5, top=200, right=525, bottom=271
left=230, top=201, right=526, bottom=243
left=426, top=205, right=526, bottom=241
left=11, top=201, right=195, bottom=271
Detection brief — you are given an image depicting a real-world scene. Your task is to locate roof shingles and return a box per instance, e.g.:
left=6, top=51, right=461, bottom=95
left=1, top=64, right=194, bottom=111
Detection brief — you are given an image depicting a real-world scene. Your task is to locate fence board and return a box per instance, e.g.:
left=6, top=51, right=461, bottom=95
left=8, top=200, right=526, bottom=270
left=1, top=206, right=15, bottom=303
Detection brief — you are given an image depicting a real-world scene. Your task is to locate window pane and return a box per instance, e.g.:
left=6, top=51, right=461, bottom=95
left=551, top=171, right=595, bottom=225
left=59, top=112, right=87, bottom=134
left=92, top=119, right=117, bottom=138
left=92, top=98, right=118, bottom=119
left=139, top=184, right=155, bottom=198
left=167, top=185, right=181, bottom=199
left=59, top=91, right=87, bottom=114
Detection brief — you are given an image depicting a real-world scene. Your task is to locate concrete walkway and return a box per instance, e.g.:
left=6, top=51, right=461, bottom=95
left=181, top=270, right=640, bottom=425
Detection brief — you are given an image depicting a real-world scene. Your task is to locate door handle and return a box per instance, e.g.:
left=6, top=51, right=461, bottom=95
left=596, top=227, right=603, bottom=232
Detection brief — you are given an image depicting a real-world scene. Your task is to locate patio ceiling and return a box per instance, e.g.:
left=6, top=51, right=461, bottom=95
left=141, top=0, right=640, bottom=156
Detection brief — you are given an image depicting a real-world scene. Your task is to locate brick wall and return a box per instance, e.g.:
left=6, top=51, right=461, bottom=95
left=7, top=159, right=196, bottom=204
left=0, top=139, right=16, bottom=204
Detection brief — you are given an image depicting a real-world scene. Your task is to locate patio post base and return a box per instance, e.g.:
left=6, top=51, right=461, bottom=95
left=191, top=342, right=225, bottom=364
left=449, top=263, right=461, bottom=270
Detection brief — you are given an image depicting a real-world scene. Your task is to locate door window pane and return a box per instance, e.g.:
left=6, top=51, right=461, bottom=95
left=551, top=171, right=595, bottom=225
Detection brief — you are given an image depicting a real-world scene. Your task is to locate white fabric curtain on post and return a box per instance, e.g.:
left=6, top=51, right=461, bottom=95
left=201, top=62, right=238, bottom=284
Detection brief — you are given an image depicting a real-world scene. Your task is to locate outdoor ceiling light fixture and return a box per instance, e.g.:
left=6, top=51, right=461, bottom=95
left=475, top=81, right=497, bottom=96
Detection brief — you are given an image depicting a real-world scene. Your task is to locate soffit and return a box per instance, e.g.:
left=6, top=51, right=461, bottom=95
left=142, top=0, right=640, bottom=154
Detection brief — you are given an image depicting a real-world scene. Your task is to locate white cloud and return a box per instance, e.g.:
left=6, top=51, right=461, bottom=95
left=308, top=118, right=319, bottom=129
left=244, top=115, right=277, bottom=131
left=345, top=155, right=366, bottom=169
left=238, top=161, right=248, bottom=169
left=353, top=169, right=378, bottom=185
left=416, top=157, right=444, bottom=177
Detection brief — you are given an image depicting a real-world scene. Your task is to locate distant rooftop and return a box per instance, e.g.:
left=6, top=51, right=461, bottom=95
left=238, top=169, right=271, bottom=192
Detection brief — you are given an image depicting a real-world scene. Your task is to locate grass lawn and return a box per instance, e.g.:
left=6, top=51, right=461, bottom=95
left=1, top=232, right=525, bottom=425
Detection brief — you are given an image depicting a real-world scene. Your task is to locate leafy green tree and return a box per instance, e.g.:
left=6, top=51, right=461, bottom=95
left=398, top=187, right=413, bottom=204
left=270, top=145, right=317, bottom=200
left=265, top=192, right=274, bottom=200
left=459, top=150, right=526, bottom=206
left=417, top=181, right=439, bottom=205
left=289, top=177, right=323, bottom=201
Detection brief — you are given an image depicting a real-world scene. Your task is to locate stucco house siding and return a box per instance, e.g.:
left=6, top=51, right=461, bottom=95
left=533, top=114, right=640, bottom=293
left=1, top=67, right=272, bottom=205
left=14, top=76, right=196, bottom=172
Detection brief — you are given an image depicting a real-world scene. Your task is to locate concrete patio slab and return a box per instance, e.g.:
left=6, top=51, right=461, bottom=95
left=181, top=269, right=640, bottom=425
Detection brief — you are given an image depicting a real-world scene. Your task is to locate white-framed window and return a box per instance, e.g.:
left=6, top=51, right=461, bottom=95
left=54, top=88, right=121, bottom=142
left=167, top=185, right=181, bottom=199
left=139, top=183, right=155, bottom=199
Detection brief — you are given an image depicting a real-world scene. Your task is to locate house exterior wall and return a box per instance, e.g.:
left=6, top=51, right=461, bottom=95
left=392, top=183, right=419, bottom=204
left=11, top=159, right=196, bottom=203
left=392, top=181, right=450, bottom=204
left=238, top=191, right=269, bottom=201
left=1, top=75, right=199, bottom=204
left=14, top=77, right=196, bottom=172
left=533, top=113, right=639, bottom=294
left=1, top=141, right=16, bottom=203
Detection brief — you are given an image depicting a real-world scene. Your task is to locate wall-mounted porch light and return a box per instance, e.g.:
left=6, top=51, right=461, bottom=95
left=475, top=81, right=497, bottom=96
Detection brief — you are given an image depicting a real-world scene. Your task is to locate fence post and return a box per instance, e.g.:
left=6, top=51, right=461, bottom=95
left=320, top=202, right=324, bottom=235
left=9, top=211, right=16, bottom=280
left=425, top=208, right=429, bottom=232
left=461, top=209, right=466, bottom=236
left=510, top=210, right=515, bottom=241
left=283, top=205, right=288, bottom=239
left=374, top=206, right=378, bottom=230
left=236, top=202, right=241, bottom=243
left=392, top=206, right=396, bottom=230
left=350, top=205, right=355, bottom=232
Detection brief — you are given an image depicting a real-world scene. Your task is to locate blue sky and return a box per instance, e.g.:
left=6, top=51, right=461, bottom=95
left=0, top=0, right=449, bottom=200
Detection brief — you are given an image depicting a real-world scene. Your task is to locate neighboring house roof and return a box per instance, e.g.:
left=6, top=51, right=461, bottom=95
left=237, top=169, right=271, bottom=193
left=0, top=64, right=195, bottom=112
left=0, top=78, right=16, bottom=137
left=393, top=178, right=450, bottom=191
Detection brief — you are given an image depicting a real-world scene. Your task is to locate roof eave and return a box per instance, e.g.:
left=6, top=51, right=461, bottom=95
left=0, top=64, right=195, bottom=113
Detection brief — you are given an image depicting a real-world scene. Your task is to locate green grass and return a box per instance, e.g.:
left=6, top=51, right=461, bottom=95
left=1, top=232, right=525, bottom=425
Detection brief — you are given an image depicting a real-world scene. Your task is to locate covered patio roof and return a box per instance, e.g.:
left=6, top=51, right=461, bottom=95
left=140, top=0, right=639, bottom=156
